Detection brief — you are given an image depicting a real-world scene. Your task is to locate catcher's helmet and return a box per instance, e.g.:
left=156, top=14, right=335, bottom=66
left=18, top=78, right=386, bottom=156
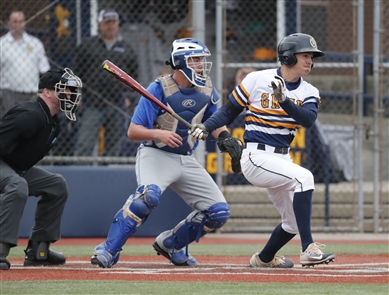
left=277, top=33, right=325, bottom=66
left=167, top=38, right=212, bottom=87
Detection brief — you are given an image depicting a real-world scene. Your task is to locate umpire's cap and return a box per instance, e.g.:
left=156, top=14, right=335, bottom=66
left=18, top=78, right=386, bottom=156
left=38, top=69, right=65, bottom=90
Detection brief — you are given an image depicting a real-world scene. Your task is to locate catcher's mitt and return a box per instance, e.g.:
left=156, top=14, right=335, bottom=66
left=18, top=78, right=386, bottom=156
left=216, top=135, right=243, bottom=173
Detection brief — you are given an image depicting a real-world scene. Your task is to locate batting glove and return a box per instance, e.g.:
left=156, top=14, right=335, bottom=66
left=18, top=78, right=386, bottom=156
left=188, top=123, right=209, bottom=140
left=271, top=75, right=287, bottom=103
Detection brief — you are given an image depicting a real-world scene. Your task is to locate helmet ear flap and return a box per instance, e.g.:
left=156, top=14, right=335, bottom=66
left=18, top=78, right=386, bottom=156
left=277, top=41, right=297, bottom=66
left=171, top=56, right=184, bottom=70
left=166, top=56, right=183, bottom=70
left=167, top=57, right=176, bottom=70
left=279, top=54, right=297, bottom=67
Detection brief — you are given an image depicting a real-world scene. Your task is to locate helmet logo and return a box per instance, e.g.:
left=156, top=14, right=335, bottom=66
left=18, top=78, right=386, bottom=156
left=182, top=99, right=196, bottom=107
left=310, top=38, right=317, bottom=48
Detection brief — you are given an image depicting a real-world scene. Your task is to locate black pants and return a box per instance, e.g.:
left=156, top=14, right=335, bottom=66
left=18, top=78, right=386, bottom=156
left=0, top=160, right=68, bottom=247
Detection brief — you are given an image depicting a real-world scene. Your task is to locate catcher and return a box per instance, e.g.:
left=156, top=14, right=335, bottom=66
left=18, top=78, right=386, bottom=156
left=91, top=38, right=234, bottom=268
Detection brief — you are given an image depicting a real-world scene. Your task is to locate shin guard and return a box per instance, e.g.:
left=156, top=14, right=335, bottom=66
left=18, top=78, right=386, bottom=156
left=92, top=184, right=161, bottom=268
left=156, top=203, right=230, bottom=263
left=92, top=209, right=137, bottom=268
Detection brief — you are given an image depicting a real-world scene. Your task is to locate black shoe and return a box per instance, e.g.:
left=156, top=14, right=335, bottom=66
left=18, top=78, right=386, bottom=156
left=0, top=256, right=10, bottom=270
left=23, top=241, right=66, bottom=266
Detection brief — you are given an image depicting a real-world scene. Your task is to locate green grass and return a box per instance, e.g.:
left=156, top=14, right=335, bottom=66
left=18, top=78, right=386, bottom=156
left=2, top=243, right=388, bottom=295
left=1, top=281, right=388, bottom=295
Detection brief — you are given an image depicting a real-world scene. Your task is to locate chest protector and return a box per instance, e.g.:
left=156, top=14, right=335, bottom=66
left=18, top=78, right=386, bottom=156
left=148, top=75, right=215, bottom=155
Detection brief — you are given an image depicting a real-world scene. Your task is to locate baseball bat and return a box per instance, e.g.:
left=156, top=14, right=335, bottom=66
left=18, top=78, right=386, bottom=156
left=101, top=60, right=192, bottom=129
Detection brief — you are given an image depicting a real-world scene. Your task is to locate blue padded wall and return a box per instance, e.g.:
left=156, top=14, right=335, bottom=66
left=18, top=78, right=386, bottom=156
left=19, top=166, right=192, bottom=238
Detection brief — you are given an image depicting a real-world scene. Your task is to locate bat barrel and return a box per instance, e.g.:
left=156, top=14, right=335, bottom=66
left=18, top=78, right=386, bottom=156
left=102, top=60, right=193, bottom=129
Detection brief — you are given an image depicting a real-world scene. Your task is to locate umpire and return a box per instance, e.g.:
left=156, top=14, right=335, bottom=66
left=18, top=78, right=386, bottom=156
left=0, top=68, right=82, bottom=270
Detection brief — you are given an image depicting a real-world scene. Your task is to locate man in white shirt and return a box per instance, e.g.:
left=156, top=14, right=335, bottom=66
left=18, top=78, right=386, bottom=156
left=0, top=11, right=50, bottom=117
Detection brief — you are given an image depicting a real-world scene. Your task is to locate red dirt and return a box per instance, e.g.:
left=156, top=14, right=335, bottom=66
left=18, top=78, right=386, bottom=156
left=2, top=238, right=388, bottom=284
left=3, top=254, right=388, bottom=284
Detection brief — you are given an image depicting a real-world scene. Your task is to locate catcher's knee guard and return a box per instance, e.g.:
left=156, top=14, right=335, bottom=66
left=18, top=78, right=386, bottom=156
left=92, top=184, right=161, bottom=268
left=156, top=202, right=230, bottom=264
left=125, top=184, right=161, bottom=225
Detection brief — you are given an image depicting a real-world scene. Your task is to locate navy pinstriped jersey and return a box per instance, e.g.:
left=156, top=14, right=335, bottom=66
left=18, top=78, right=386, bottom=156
left=230, top=68, right=320, bottom=148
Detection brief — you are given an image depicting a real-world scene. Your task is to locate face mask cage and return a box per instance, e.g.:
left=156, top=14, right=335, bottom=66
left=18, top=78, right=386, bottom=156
left=183, top=54, right=212, bottom=87
left=55, top=68, right=82, bottom=121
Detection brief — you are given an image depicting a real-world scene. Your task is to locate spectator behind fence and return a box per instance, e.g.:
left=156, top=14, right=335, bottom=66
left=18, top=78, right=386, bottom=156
left=0, top=10, right=50, bottom=117
left=73, top=8, right=138, bottom=159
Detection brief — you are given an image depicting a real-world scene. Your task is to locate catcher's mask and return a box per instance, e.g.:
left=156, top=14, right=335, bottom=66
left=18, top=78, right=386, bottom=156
left=166, top=38, right=212, bottom=87
left=277, top=33, right=325, bottom=67
left=39, top=68, right=83, bottom=121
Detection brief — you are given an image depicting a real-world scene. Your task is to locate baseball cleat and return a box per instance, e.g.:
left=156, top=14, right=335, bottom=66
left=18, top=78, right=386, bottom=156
left=152, top=241, right=197, bottom=266
left=250, top=253, right=294, bottom=268
left=91, top=243, right=120, bottom=268
left=23, top=241, right=66, bottom=267
left=300, top=242, right=335, bottom=267
left=0, top=256, right=11, bottom=270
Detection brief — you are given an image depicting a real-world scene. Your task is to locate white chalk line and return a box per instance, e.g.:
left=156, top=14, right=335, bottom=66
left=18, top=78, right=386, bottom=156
left=104, top=271, right=386, bottom=278
left=11, top=260, right=389, bottom=277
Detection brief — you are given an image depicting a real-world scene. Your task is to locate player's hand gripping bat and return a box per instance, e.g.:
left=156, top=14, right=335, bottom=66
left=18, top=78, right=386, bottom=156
left=101, top=60, right=192, bottom=129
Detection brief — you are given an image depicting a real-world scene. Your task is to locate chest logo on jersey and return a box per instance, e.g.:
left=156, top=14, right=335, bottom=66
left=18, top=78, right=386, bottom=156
left=113, top=47, right=125, bottom=53
left=182, top=99, right=196, bottom=108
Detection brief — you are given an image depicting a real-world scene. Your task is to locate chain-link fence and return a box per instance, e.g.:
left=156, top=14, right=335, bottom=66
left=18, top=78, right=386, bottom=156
left=217, top=0, right=389, bottom=233
left=1, top=0, right=388, bottom=232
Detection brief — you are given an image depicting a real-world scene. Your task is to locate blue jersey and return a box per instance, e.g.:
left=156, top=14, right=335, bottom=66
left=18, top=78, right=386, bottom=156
left=131, top=75, right=219, bottom=155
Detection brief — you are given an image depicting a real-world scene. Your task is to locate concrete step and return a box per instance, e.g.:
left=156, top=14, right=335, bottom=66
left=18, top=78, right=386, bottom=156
left=226, top=192, right=389, bottom=204
left=221, top=181, right=389, bottom=233
left=220, top=218, right=389, bottom=233
left=223, top=181, right=389, bottom=204
left=229, top=203, right=389, bottom=219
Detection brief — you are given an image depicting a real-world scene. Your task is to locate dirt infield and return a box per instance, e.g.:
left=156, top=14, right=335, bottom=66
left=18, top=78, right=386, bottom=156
left=3, top=236, right=388, bottom=284
left=3, top=255, right=388, bottom=283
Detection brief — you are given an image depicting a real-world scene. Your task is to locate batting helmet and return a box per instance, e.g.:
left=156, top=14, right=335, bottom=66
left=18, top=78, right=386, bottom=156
left=166, top=38, right=212, bottom=87
left=277, top=33, right=325, bottom=66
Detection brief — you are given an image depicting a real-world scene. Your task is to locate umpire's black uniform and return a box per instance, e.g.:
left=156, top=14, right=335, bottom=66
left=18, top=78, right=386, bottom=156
left=0, top=68, right=82, bottom=270
left=0, top=97, right=67, bottom=246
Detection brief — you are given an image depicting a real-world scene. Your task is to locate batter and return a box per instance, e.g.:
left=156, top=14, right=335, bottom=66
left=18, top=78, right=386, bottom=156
left=189, top=33, right=336, bottom=268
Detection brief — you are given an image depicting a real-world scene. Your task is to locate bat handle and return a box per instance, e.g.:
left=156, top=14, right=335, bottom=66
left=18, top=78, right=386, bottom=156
left=172, top=113, right=192, bottom=129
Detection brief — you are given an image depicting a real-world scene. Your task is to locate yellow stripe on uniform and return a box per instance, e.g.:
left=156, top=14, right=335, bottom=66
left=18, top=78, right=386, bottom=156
left=247, top=105, right=288, bottom=116
left=245, top=115, right=300, bottom=129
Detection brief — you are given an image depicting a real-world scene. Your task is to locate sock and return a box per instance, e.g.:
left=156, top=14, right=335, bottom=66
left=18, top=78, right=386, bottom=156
left=293, top=190, right=314, bottom=251
left=259, top=223, right=295, bottom=263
